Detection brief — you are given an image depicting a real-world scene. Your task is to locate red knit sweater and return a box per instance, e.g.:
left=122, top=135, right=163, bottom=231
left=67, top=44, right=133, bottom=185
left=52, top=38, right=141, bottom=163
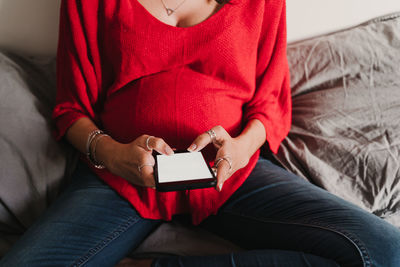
left=53, top=0, right=291, bottom=224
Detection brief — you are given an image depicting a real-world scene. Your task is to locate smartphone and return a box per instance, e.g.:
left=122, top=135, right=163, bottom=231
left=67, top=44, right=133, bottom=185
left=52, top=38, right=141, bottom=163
left=154, top=150, right=217, bottom=192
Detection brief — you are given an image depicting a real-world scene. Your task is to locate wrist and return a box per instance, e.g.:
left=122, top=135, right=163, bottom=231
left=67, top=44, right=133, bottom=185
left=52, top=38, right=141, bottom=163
left=95, top=135, right=120, bottom=168
left=234, top=136, right=255, bottom=159
left=235, top=119, right=266, bottom=158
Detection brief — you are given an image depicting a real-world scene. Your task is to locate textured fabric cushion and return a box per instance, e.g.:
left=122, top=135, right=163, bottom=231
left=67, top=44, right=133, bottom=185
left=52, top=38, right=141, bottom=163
left=0, top=51, right=77, bottom=257
left=275, top=13, right=400, bottom=227
left=132, top=220, right=242, bottom=257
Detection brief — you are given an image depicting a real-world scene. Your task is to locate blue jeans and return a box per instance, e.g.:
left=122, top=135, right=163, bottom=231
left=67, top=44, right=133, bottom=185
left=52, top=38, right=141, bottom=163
left=1, top=157, right=400, bottom=267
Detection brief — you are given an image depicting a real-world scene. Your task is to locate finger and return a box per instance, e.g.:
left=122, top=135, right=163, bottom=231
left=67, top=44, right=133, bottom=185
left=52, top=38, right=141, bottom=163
left=187, top=132, right=212, bottom=152
left=144, top=136, right=174, bottom=155
left=139, top=166, right=156, bottom=187
left=136, top=153, right=156, bottom=187
left=187, top=126, right=227, bottom=152
left=214, top=144, right=234, bottom=191
left=215, top=159, right=230, bottom=192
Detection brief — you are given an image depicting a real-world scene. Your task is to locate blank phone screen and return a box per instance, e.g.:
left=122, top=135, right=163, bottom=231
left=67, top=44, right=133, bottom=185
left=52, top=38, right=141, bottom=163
left=156, top=152, right=213, bottom=183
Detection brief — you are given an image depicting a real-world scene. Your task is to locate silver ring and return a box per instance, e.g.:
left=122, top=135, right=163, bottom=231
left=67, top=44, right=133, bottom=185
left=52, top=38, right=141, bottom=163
left=145, top=136, right=153, bottom=151
left=138, top=163, right=154, bottom=173
left=206, top=129, right=217, bottom=144
left=215, top=156, right=232, bottom=170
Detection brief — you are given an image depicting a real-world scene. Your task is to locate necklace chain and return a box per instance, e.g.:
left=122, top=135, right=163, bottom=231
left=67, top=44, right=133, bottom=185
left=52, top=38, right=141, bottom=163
left=160, top=0, right=188, bottom=16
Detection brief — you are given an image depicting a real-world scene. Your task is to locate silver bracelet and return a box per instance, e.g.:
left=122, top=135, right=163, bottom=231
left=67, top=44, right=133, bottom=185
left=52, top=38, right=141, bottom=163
left=91, top=134, right=110, bottom=169
left=86, top=130, right=103, bottom=156
left=86, top=129, right=104, bottom=168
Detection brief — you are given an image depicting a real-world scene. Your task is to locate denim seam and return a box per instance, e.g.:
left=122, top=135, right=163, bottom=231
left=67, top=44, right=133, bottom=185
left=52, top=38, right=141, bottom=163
left=70, top=215, right=140, bottom=267
left=306, top=220, right=371, bottom=267
left=222, top=211, right=371, bottom=267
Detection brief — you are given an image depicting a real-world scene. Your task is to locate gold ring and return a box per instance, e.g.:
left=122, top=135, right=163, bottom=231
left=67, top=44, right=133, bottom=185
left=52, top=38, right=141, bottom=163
left=215, top=156, right=232, bottom=170
left=145, top=136, right=153, bottom=151
left=206, top=129, right=217, bottom=144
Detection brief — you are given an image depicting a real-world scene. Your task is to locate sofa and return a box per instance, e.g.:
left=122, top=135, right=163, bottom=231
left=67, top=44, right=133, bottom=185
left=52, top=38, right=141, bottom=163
left=1, top=12, right=399, bottom=259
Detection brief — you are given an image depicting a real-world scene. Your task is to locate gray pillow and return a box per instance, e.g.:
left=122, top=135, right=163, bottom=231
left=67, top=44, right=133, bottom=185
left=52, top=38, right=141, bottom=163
left=275, top=13, right=400, bottom=227
left=0, top=51, right=76, bottom=257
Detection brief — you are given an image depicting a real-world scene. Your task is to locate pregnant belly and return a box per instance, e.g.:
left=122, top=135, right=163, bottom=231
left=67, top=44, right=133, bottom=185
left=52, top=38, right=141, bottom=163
left=100, top=69, right=244, bottom=148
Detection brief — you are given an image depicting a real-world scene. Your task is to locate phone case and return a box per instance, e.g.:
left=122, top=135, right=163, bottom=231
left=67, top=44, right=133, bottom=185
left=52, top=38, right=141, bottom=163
left=153, top=150, right=217, bottom=192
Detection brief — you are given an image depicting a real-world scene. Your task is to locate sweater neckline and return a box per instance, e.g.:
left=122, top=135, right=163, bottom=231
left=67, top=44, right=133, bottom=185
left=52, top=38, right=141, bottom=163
left=132, top=0, right=229, bottom=31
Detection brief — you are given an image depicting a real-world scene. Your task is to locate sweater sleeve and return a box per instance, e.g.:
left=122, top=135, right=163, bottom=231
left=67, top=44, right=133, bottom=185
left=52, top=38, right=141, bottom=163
left=243, top=0, right=292, bottom=153
left=52, top=0, right=102, bottom=141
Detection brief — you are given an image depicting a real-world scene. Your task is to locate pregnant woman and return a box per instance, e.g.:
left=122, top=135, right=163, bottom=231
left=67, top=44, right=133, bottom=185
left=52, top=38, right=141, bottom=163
left=1, top=0, right=400, bottom=266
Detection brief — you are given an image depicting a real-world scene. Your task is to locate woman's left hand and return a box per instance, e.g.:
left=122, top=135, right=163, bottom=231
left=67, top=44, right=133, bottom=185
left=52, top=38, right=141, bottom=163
left=187, top=125, right=252, bottom=192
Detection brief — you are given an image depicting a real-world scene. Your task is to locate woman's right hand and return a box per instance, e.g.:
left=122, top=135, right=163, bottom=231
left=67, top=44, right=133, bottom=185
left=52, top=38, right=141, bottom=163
left=96, top=135, right=174, bottom=188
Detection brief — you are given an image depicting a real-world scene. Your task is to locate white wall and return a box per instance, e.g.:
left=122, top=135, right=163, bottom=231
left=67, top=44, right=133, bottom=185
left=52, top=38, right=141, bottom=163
left=287, top=0, right=400, bottom=42
left=0, top=0, right=61, bottom=56
left=0, top=0, right=400, bottom=56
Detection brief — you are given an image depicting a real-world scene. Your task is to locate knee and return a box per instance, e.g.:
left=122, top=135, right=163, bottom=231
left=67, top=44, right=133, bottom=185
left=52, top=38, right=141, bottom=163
left=361, top=223, right=400, bottom=267
left=376, top=236, right=400, bottom=266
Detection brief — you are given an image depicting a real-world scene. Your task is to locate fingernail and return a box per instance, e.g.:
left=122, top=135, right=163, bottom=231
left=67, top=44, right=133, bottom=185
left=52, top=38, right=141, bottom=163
left=166, top=147, right=174, bottom=155
left=219, top=183, right=223, bottom=192
left=187, top=144, right=197, bottom=152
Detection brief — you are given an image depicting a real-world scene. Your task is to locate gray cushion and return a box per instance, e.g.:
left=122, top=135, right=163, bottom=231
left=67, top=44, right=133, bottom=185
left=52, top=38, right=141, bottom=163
left=275, top=13, right=400, bottom=227
left=0, top=51, right=77, bottom=257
